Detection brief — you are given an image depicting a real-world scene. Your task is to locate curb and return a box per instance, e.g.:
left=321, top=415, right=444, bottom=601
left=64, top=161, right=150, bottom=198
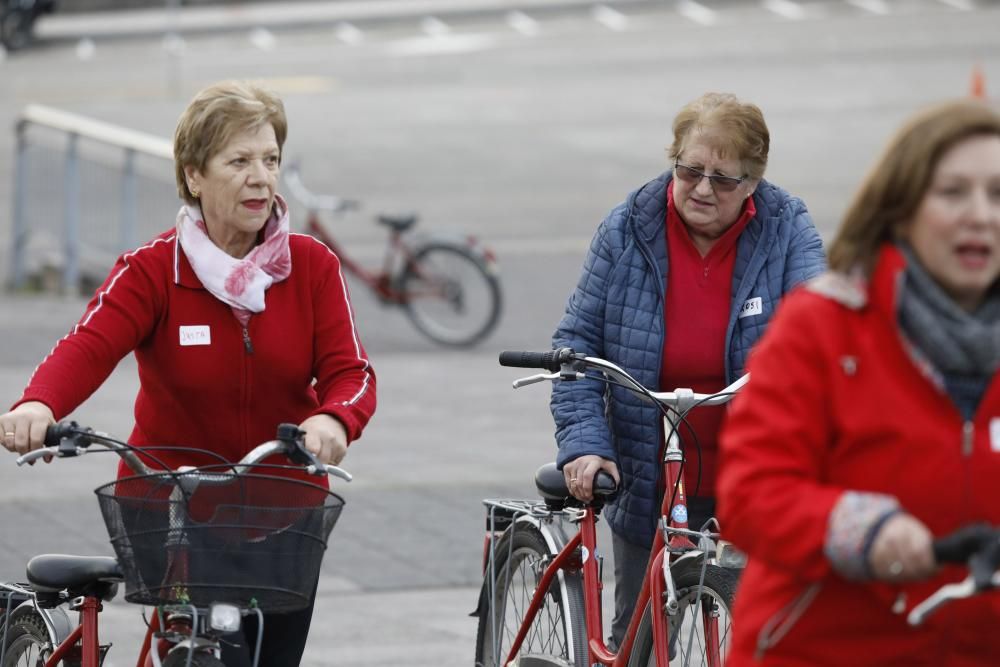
left=35, top=0, right=656, bottom=41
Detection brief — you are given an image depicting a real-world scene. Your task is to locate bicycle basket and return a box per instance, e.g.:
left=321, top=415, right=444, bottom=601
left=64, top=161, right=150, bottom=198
left=94, top=469, right=343, bottom=613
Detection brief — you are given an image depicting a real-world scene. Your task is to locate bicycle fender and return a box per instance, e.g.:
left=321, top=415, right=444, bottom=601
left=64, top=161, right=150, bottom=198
left=3, top=601, right=73, bottom=645
left=471, top=513, right=573, bottom=619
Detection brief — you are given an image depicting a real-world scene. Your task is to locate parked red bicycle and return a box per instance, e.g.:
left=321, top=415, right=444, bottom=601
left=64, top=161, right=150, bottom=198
left=283, top=163, right=502, bottom=348
left=475, top=348, right=746, bottom=667
left=0, top=421, right=351, bottom=667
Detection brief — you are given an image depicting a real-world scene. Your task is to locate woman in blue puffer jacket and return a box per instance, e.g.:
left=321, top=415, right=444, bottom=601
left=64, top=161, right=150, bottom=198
left=551, top=91, right=826, bottom=647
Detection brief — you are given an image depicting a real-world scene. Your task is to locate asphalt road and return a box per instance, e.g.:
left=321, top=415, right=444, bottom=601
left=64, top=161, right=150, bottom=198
left=0, top=1, right=998, bottom=664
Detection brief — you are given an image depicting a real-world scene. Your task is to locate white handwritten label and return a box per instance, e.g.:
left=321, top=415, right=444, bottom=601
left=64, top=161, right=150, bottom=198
left=738, top=297, right=763, bottom=319
left=990, top=418, right=1000, bottom=452
left=179, top=325, right=211, bottom=347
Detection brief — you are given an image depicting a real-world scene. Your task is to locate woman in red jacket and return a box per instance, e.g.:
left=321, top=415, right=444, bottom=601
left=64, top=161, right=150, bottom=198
left=718, top=98, right=1000, bottom=666
left=0, top=80, right=376, bottom=665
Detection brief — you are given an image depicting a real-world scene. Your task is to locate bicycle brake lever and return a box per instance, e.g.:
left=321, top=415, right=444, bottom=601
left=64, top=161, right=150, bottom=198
left=16, top=447, right=62, bottom=466
left=512, top=372, right=561, bottom=389
left=908, top=577, right=975, bottom=625
left=312, top=464, right=353, bottom=482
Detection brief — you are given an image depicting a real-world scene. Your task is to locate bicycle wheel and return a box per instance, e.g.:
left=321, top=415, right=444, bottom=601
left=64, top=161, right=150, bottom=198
left=475, top=522, right=588, bottom=667
left=162, top=649, right=227, bottom=667
left=627, top=561, right=737, bottom=667
left=399, top=242, right=502, bottom=347
left=1, top=612, right=51, bottom=667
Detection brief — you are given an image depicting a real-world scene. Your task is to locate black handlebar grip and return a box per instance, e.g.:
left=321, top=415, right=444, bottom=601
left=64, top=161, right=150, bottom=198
left=498, top=349, right=570, bottom=372
left=932, top=523, right=996, bottom=564
left=43, top=420, right=80, bottom=448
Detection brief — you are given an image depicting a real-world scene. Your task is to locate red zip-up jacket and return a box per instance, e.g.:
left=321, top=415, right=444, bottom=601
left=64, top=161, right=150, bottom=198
left=718, top=244, right=1000, bottom=666
left=17, top=230, right=376, bottom=475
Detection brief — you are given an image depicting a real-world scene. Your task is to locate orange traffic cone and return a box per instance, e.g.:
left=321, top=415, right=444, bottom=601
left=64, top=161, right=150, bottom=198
left=970, top=65, right=986, bottom=99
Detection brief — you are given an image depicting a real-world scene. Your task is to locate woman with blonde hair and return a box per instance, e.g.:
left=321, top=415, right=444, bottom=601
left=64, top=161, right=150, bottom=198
left=718, top=98, right=1000, bottom=664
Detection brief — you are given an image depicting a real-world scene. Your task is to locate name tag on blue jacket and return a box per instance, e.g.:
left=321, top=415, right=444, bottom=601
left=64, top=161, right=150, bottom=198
left=738, top=297, right=763, bottom=319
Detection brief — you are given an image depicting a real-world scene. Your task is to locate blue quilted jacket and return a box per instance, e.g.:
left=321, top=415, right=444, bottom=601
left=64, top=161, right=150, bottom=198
left=551, top=171, right=826, bottom=547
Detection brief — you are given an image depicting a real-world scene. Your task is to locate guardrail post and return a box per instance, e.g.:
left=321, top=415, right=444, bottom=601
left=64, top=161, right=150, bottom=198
left=121, top=148, right=138, bottom=252
left=10, top=120, right=29, bottom=289
left=63, top=133, right=80, bottom=294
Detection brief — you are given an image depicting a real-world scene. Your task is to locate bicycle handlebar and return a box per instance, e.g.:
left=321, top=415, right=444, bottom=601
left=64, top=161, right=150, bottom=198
left=500, top=348, right=748, bottom=409
left=282, top=162, right=361, bottom=214
left=16, top=421, right=352, bottom=483
left=908, top=524, right=1000, bottom=626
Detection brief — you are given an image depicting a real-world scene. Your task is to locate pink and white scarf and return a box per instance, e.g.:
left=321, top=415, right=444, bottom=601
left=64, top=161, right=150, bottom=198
left=176, top=194, right=292, bottom=326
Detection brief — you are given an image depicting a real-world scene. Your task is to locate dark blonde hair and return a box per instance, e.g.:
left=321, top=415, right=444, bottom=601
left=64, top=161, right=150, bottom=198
left=173, top=80, right=287, bottom=204
left=668, top=92, right=770, bottom=181
left=829, top=99, right=1000, bottom=276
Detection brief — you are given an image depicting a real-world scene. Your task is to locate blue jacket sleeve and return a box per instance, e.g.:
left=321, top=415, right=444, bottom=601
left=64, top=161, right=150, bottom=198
left=781, top=199, right=826, bottom=290
left=550, top=212, right=621, bottom=469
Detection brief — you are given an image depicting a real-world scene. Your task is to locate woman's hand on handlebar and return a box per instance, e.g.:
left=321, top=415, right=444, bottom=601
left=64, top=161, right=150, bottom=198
left=868, top=513, right=937, bottom=582
left=0, top=402, right=55, bottom=456
left=299, top=414, right=348, bottom=465
left=564, top=455, right=619, bottom=503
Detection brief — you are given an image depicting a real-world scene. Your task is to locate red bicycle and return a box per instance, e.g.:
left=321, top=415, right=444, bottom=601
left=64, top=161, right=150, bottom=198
left=475, top=348, right=746, bottom=667
left=0, top=421, right=351, bottom=667
left=283, top=163, right=503, bottom=348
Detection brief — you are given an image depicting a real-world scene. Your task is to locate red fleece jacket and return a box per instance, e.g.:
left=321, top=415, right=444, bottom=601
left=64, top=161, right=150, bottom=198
left=17, top=230, right=376, bottom=472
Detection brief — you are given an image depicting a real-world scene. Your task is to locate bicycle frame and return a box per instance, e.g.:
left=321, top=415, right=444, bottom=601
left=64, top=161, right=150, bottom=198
left=489, top=418, right=719, bottom=667
left=304, top=213, right=414, bottom=304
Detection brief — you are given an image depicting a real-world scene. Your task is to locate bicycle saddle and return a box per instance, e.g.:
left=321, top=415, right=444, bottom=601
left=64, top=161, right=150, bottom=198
left=376, top=213, right=417, bottom=232
left=27, top=554, right=122, bottom=596
left=534, top=462, right=617, bottom=506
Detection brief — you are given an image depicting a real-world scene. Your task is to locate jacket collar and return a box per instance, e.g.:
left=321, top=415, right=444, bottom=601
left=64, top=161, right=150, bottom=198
left=806, top=243, right=906, bottom=313
left=173, top=235, right=205, bottom=289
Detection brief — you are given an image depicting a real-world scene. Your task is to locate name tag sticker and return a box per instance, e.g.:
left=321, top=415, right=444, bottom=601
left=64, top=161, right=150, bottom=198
left=991, top=418, right=1000, bottom=452
left=179, top=325, right=211, bottom=347
left=738, top=297, right=763, bottom=319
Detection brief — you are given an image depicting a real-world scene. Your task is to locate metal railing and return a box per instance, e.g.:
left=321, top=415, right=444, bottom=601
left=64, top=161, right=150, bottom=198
left=9, top=104, right=175, bottom=293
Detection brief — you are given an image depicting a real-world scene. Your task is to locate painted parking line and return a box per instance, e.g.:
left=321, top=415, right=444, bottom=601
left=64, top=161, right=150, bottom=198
left=762, top=0, right=807, bottom=20
left=592, top=5, right=630, bottom=31
left=847, top=0, right=891, bottom=15
left=676, top=0, right=719, bottom=26
left=506, top=10, right=541, bottom=36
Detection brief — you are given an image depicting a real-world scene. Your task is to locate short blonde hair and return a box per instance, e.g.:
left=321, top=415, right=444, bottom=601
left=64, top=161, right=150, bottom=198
left=173, top=80, right=288, bottom=204
left=828, top=99, right=1000, bottom=276
left=668, top=92, right=770, bottom=181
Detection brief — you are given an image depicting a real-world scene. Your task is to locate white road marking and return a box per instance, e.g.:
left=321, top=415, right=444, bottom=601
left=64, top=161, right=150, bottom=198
left=592, top=5, right=630, bottom=31
left=334, top=21, right=365, bottom=45
left=506, top=10, right=541, bottom=36
left=762, top=0, right=807, bottom=20
left=847, top=0, right=891, bottom=15
left=420, top=16, right=452, bottom=37
left=676, top=0, right=719, bottom=26
left=248, top=27, right=277, bottom=51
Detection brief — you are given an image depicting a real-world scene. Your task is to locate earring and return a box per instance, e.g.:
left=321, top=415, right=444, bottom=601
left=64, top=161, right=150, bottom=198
left=190, top=186, right=199, bottom=198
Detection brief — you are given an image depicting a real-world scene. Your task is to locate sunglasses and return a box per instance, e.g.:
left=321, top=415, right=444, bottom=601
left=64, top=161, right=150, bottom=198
left=673, top=161, right=747, bottom=193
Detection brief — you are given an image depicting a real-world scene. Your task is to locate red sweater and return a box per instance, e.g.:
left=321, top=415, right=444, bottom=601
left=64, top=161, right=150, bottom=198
left=17, top=231, right=376, bottom=474
left=661, top=186, right=753, bottom=497
left=718, top=245, right=1000, bottom=666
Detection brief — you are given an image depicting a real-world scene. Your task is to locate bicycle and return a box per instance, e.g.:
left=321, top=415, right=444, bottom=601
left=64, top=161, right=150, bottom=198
left=0, top=421, right=352, bottom=667
left=282, top=162, right=503, bottom=348
left=474, top=348, right=747, bottom=667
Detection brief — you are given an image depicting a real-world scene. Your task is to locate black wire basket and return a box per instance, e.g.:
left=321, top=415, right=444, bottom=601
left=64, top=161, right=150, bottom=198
left=95, top=468, right=343, bottom=613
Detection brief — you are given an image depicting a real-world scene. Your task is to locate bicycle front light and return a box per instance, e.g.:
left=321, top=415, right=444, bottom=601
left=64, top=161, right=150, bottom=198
left=717, top=541, right=748, bottom=569
left=209, top=603, right=242, bottom=633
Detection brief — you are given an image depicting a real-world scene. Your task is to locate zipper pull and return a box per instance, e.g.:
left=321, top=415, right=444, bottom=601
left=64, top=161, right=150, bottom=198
left=962, top=421, right=974, bottom=457
left=242, top=327, right=254, bottom=354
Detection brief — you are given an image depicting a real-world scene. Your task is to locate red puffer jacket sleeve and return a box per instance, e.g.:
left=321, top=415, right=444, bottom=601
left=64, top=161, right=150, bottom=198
left=717, top=289, right=845, bottom=581
left=305, top=239, right=376, bottom=443
left=15, top=237, right=169, bottom=418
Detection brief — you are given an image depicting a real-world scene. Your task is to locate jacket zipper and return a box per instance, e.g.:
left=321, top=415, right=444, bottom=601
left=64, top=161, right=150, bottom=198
left=242, top=327, right=254, bottom=354
left=961, top=421, right=974, bottom=457
left=754, top=583, right=821, bottom=661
